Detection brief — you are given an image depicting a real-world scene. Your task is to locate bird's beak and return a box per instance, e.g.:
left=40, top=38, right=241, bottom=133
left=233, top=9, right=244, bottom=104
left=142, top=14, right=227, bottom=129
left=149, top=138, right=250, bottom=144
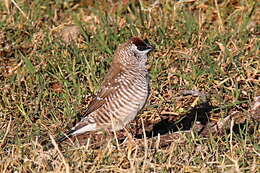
left=144, top=39, right=155, bottom=52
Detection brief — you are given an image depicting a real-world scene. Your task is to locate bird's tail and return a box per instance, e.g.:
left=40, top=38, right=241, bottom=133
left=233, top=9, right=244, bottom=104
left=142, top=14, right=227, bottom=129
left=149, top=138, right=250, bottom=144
left=43, top=129, right=76, bottom=151
left=56, top=129, right=76, bottom=143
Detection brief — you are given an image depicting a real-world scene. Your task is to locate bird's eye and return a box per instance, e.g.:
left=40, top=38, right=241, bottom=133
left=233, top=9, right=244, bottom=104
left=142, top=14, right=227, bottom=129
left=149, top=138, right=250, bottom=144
left=131, top=38, right=154, bottom=52
left=136, top=44, right=149, bottom=51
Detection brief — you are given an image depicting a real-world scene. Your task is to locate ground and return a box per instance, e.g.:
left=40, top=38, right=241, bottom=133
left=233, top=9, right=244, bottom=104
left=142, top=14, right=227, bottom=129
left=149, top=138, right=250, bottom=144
left=0, top=0, right=259, bottom=172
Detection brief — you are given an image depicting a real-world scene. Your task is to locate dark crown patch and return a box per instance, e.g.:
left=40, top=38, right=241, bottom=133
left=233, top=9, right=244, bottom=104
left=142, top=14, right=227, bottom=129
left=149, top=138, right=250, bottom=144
left=131, top=37, right=151, bottom=51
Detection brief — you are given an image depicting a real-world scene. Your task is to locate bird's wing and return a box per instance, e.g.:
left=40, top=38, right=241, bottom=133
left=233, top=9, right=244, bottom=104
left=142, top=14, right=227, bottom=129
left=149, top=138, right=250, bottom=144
left=82, top=64, right=123, bottom=116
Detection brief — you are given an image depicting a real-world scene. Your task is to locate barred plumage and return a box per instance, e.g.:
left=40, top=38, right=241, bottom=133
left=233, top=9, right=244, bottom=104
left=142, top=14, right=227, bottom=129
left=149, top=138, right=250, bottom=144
left=57, top=37, right=154, bottom=143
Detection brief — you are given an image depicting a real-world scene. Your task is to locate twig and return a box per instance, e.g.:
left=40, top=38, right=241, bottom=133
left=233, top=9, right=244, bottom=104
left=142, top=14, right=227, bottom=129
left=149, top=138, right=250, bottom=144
left=0, top=117, right=12, bottom=148
left=141, top=118, right=148, bottom=171
left=11, top=0, right=29, bottom=20
left=180, top=90, right=208, bottom=103
left=49, top=134, right=70, bottom=173
left=214, top=0, right=224, bottom=32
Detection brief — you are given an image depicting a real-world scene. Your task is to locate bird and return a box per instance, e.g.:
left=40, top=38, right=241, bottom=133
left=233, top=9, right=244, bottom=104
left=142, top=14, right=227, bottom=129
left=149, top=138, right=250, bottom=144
left=55, top=37, right=154, bottom=144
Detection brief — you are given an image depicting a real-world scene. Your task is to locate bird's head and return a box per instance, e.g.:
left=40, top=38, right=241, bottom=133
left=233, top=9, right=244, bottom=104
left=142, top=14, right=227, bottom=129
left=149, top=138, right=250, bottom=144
left=115, top=37, right=154, bottom=67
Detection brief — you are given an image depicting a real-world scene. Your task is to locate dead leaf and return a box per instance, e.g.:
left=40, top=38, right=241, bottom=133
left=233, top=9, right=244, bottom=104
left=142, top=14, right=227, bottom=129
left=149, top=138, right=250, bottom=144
left=60, top=25, right=81, bottom=43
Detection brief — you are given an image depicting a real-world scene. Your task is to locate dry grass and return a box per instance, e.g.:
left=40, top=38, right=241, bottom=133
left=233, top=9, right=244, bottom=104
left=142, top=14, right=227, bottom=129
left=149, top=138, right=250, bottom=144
left=0, top=0, right=259, bottom=172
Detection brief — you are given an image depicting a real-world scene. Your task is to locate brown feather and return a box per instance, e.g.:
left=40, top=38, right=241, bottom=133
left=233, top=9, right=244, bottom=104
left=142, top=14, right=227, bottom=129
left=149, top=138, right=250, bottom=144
left=82, top=61, right=124, bottom=116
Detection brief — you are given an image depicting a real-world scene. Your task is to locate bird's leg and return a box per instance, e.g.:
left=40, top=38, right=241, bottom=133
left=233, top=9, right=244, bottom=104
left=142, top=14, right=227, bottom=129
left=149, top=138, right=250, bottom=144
left=103, top=128, right=113, bottom=137
left=122, top=127, right=137, bottom=146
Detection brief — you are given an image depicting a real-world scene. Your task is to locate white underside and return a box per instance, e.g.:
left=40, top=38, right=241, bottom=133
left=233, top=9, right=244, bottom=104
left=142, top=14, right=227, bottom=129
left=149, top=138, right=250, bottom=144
left=71, top=123, right=97, bottom=135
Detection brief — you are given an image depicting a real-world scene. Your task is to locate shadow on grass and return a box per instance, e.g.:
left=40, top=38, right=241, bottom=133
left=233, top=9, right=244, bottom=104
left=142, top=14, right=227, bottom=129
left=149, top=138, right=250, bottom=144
left=134, top=101, right=214, bottom=139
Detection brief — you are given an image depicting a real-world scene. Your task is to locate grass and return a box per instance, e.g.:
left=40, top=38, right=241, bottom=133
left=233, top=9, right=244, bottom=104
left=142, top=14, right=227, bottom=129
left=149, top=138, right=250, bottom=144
left=0, top=0, right=259, bottom=172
